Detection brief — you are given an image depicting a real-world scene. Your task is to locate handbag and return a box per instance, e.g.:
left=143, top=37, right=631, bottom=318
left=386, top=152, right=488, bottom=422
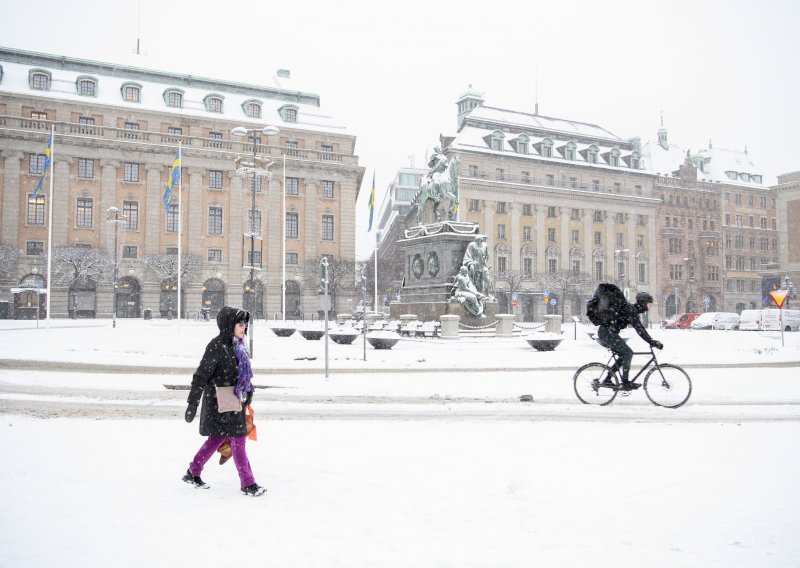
left=215, top=385, right=241, bottom=413
left=245, top=404, right=257, bottom=441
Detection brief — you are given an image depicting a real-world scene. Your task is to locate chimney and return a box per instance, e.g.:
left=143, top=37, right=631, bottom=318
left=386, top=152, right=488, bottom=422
left=277, top=69, right=290, bottom=78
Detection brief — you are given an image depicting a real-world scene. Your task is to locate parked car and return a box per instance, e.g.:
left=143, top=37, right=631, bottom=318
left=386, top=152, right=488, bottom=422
left=691, top=312, right=740, bottom=330
left=660, top=314, right=679, bottom=329
left=711, top=313, right=741, bottom=330
left=738, top=309, right=764, bottom=331
left=664, top=313, right=699, bottom=329
left=760, top=309, right=800, bottom=332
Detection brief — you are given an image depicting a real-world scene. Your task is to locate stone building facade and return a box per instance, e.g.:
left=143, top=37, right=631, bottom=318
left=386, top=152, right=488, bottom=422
left=0, top=47, right=364, bottom=319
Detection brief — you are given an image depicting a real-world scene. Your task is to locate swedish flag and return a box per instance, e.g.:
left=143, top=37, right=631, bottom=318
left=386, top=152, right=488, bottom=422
left=163, top=149, right=181, bottom=213
left=367, top=171, right=375, bottom=232
left=32, top=129, right=53, bottom=199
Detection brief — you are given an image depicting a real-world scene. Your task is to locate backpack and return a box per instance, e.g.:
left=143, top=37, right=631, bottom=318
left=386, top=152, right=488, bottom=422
left=586, top=283, right=628, bottom=326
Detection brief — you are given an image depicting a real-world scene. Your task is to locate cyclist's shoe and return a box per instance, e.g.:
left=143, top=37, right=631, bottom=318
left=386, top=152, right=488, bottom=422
left=601, top=377, right=615, bottom=387
left=618, top=381, right=641, bottom=391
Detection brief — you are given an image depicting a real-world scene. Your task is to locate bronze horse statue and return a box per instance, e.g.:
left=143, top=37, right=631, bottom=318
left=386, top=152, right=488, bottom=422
left=414, top=155, right=460, bottom=225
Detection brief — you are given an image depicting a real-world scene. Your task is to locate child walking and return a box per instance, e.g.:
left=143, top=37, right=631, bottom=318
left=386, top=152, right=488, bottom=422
left=182, top=306, right=265, bottom=497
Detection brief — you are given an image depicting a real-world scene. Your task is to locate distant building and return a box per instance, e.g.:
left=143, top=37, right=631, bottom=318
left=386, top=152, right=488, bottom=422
left=773, top=171, right=800, bottom=305
left=0, top=47, right=364, bottom=319
left=375, top=166, right=425, bottom=262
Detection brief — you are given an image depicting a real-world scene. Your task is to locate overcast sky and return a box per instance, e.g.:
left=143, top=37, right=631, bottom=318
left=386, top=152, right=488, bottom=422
left=2, top=0, right=798, bottom=259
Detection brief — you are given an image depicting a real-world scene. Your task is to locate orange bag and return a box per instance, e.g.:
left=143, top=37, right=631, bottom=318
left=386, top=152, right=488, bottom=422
left=245, top=404, right=257, bottom=441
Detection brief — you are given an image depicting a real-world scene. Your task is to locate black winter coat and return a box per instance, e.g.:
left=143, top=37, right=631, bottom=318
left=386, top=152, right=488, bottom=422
left=187, top=306, right=251, bottom=437
left=601, top=300, right=656, bottom=345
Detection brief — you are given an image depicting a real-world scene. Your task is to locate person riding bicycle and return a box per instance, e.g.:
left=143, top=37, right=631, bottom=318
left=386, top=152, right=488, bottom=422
left=597, top=291, right=663, bottom=391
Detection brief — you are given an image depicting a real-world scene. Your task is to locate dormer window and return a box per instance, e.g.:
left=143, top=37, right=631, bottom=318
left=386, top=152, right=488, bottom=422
left=559, top=141, right=577, bottom=161
left=585, top=145, right=599, bottom=164
left=76, top=76, right=97, bottom=97
left=164, top=89, right=184, bottom=108
left=738, top=172, right=751, bottom=182
left=121, top=82, right=141, bottom=102
left=623, top=151, right=641, bottom=170
left=29, top=70, right=51, bottom=91
left=243, top=99, right=262, bottom=118
left=488, top=131, right=505, bottom=151
left=751, top=175, right=762, bottom=184
left=204, top=95, right=224, bottom=113
left=536, top=137, right=554, bottom=158
left=512, top=135, right=529, bottom=155
left=725, top=170, right=737, bottom=180
left=279, top=104, right=298, bottom=123
left=604, top=148, right=621, bottom=167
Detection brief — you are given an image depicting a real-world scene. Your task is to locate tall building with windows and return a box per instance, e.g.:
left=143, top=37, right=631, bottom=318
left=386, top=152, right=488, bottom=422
left=772, top=171, right=800, bottom=303
left=442, top=90, right=660, bottom=320
left=375, top=166, right=425, bottom=263
left=0, top=47, right=364, bottom=319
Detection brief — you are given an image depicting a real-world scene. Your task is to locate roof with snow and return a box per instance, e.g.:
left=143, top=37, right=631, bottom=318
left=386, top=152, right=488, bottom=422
left=0, top=47, right=349, bottom=135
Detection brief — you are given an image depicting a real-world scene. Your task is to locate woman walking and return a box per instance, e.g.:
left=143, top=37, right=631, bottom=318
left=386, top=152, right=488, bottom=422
left=182, top=306, right=266, bottom=497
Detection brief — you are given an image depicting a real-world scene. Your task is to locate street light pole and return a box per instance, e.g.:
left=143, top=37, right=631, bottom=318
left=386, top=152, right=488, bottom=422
left=232, top=125, right=280, bottom=358
left=107, top=206, right=125, bottom=329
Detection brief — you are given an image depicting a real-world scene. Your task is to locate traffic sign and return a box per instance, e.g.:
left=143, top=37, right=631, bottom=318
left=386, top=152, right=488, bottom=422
left=550, top=298, right=557, bottom=305
left=770, top=290, right=789, bottom=309
left=543, top=288, right=550, bottom=297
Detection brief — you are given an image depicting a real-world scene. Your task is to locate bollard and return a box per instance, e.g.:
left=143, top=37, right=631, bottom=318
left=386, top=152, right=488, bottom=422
left=495, top=314, right=516, bottom=337
left=440, top=315, right=460, bottom=339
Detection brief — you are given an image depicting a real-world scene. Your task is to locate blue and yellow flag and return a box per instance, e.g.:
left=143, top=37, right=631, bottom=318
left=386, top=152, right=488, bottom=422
left=163, top=148, right=181, bottom=213
left=367, top=171, right=375, bottom=232
left=32, top=129, right=54, bottom=199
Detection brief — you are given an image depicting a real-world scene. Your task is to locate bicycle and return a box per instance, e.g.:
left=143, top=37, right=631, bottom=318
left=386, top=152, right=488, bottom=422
left=573, top=346, right=692, bottom=408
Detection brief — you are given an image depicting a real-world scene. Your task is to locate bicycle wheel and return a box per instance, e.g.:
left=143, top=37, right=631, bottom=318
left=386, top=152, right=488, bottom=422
left=643, top=364, right=692, bottom=408
left=573, top=363, right=619, bottom=406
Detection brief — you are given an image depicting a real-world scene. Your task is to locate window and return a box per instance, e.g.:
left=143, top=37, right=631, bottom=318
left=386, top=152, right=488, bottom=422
left=546, top=174, right=555, bottom=186
left=247, top=251, right=262, bottom=267
left=469, top=199, right=480, bottom=212
left=569, top=177, right=578, bottom=189
left=593, top=210, right=603, bottom=223
left=592, top=179, right=600, bottom=191
left=320, top=144, right=333, bottom=158
left=595, top=261, right=604, bottom=281
left=613, top=182, right=621, bottom=193
left=634, top=184, right=642, bottom=195
left=285, top=140, right=299, bottom=156
left=209, top=170, right=223, bottom=189
left=666, top=217, right=670, bottom=228
left=31, top=110, right=47, bottom=122
left=167, top=127, right=182, bottom=141
left=495, top=168, right=505, bottom=180
left=321, top=180, right=334, bottom=199
left=735, top=214, right=742, bottom=227
left=735, top=256, right=745, bottom=271
left=523, top=258, right=533, bottom=279
left=245, top=101, right=261, bottom=118
left=123, top=162, right=139, bottom=182
left=588, top=148, right=599, bottom=164
left=122, top=83, right=141, bottom=102
left=572, top=230, right=580, bottom=244
left=249, top=176, right=263, bottom=193
left=123, top=201, right=138, bottom=230
left=615, top=213, right=624, bottom=224
left=749, top=257, right=757, bottom=270
left=497, top=224, right=506, bottom=240
left=523, top=226, right=532, bottom=241
left=123, top=122, right=140, bottom=139
left=26, top=241, right=44, bottom=255
left=283, top=107, right=298, bottom=123
left=286, top=252, right=299, bottom=265
left=491, top=132, right=504, bottom=151
left=541, top=140, right=553, bottom=158
left=572, top=260, right=581, bottom=273
left=570, top=208, right=580, bottom=220
left=594, top=232, right=602, bottom=246
left=122, top=245, right=138, bottom=259
left=286, top=212, right=299, bottom=239
left=208, top=249, right=223, bottom=263
left=208, top=131, right=223, bottom=148
left=322, top=215, right=334, bottom=240
left=616, top=233, right=624, bottom=246
left=669, top=264, right=683, bottom=280
left=166, top=204, right=179, bottom=232
left=29, top=153, right=46, bottom=174
left=548, top=228, right=556, bottom=242
left=77, top=158, right=94, bottom=179
left=637, top=234, right=644, bottom=248
left=760, top=217, right=767, bottom=229
left=496, top=202, right=507, bottom=214
left=76, top=197, right=93, bottom=228
left=638, top=262, right=646, bottom=283
left=78, top=78, right=96, bottom=96
left=749, top=237, right=755, bottom=250
left=760, top=196, right=767, bottom=208
left=31, top=71, right=50, bottom=90
left=497, top=256, right=507, bottom=273
left=208, top=206, right=223, bottom=235
left=247, top=208, right=262, bottom=234
left=548, top=259, right=557, bottom=273
left=735, top=194, right=742, bottom=205
left=165, top=90, right=183, bottom=108
left=521, top=171, right=531, bottom=183
left=166, top=247, right=178, bottom=256
left=749, top=215, right=754, bottom=228
left=205, top=96, right=223, bottom=113
left=286, top=177, right=299, bottom=196
left=468, top=165, right=478, bottom=177
left=547, top=206, right=556, bottom=218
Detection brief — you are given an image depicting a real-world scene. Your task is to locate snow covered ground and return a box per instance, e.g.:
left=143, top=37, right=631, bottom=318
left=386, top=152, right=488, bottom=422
left=1, top=319, right=799, bottom=567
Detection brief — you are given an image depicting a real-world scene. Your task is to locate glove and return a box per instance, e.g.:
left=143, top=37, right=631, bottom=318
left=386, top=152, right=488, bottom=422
left=244, top=391, right=253, bottom=407
left=185, top=403, right=198, bottom=423
left=651, top=340, right=664, bottom=350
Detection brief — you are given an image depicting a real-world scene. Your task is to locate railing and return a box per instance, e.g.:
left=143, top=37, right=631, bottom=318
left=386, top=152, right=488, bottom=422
left=462, top=169, right=658, bottom=198
left=0, top=115, right=358, bottom=165
left=656, top=175, right=717, bottom=192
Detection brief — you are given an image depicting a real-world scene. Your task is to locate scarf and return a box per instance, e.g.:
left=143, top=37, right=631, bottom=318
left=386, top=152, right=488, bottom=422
left=233, top=337, right=253, bottom=399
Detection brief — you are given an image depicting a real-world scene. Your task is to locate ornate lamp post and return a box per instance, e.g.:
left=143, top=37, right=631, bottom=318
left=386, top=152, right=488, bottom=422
left=231, top=125, right=280, bottom=357
left=106, top=206, right=126, bottom=328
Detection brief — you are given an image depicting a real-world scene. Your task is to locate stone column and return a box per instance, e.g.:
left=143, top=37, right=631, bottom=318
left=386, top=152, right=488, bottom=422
left=535, top=205, right=546, bottom=273
left=560, top=207, right=570, bottom=270
left=509, top=202, right=520, bottom=271
left=50, top=160, right=70, bottom=247
left=265, top=175, right=282, bottom=315
left=2, top=152, right=23, bottom=246
left=99, top=160, right=119, bottom=249
left=143, top=163, right=162, bottom=255
left=186, top=168, right=204, bottom=257
left=583, top=210, right=593, bottom=275
left=228, top=174, right=244, bottom=298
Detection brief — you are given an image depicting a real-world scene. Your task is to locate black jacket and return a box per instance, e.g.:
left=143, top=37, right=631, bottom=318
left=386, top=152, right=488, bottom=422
left=601, top=298, right=656, bottom=345
left=187, top=306, right=251, bottom=437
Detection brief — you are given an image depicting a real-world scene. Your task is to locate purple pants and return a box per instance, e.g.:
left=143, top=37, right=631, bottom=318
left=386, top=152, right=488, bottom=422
left=189, top=435, right=255, bottom=488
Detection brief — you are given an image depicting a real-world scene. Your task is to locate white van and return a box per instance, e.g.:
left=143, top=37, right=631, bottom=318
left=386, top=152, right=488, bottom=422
left=760, top=309, right=800, bottom=332
left=738, top=309, right=764, bottom=331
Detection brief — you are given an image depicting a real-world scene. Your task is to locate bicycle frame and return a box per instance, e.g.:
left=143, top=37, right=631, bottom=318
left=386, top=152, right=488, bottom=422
left=605, top=348, right=661, bottom=385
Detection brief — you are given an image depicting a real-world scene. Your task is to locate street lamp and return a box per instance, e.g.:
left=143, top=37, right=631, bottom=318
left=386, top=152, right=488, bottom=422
left=614, top=249, right=629, bottom=295
left=231, top=124, right=280, bottom=357
left=107, top=207, right=126, bottom=328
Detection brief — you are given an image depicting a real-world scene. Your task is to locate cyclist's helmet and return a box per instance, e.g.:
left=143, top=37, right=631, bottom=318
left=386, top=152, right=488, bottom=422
left=635, top=291, right=654, bottom=312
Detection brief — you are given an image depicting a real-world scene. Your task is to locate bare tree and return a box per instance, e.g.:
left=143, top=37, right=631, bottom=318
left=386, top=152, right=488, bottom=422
left=536, top=270, right=595, bottom=318
left=490, top=269, right=526, bottom=314
left=0, top=244, right=19, bottom=283
left=296, top=257, right=356, bottom=316
left=364, top=252, right=405, bottom=307
left=143, top=254, right=201, bottom=285
left=49, top=247, right=113, bottom=287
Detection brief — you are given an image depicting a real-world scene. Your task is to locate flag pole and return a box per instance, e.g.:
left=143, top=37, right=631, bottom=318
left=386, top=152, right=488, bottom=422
left=177, top=142, right=182, bottom=327
left=45, top=125, right=55, bottom=330
left=373, top=229, right=378, bottom=313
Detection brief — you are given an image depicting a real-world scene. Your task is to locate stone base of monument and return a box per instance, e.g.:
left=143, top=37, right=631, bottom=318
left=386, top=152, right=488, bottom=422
left=390, top=299, right=498, bottom=326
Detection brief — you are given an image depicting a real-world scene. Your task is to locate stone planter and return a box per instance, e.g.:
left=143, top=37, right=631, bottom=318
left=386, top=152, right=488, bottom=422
left=366, top=332, right=401, bottom=350
left=270, top=326, right=296, bottom=337
left=526, top=334, right=563, bottom=351
left=329, top=331, right=359, bottom=345
left=298, top=329, right=325, bottom=340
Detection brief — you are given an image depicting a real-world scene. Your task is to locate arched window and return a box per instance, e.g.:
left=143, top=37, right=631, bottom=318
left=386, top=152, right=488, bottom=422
left=243, top=99, right=262, bottom=118
left=29, top=70, right=51, bottom=90
left=521, top=245, right=536, bottom=279
left=164, top=89, right=184, bottom=108
left=76, top=76, right=98, bottom=97
left=204, top=94, right=224, bottom=113
left=279, top=104, right=299, bottom=123
left=121, top=82, right=142, bottom=102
